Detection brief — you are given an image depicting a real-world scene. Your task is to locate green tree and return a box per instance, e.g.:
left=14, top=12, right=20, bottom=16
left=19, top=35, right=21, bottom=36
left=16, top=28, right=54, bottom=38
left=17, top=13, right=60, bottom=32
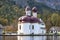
left=51, top=13, right=59, bottom=26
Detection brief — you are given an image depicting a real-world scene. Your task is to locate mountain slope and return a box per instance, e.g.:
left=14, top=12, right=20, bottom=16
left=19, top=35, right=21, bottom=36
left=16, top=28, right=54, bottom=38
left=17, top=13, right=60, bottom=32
left=35, top=0, right=60, bottom=10
left=14, top=0, right=60, bottom=10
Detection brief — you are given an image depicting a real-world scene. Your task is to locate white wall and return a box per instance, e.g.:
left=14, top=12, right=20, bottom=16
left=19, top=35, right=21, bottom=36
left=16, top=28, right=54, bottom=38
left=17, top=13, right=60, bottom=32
left=31, top=23, right=40, bottom=34
left=18, top=23, right=31, bottom=34
left=39, top=23, right=46, bottom=34
left=18, top=23, right=46, bottom=34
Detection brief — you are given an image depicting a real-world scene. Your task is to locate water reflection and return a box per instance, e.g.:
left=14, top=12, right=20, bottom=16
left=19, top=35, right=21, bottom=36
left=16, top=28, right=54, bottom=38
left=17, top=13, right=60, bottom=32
left=18, top=36, right=46, bottom=40
left=2, top=36, right=60, bottom=40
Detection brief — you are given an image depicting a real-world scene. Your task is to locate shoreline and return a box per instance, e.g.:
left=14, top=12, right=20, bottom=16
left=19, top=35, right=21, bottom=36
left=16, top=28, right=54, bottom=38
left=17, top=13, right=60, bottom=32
left=0, top=34, right=60, bottom=36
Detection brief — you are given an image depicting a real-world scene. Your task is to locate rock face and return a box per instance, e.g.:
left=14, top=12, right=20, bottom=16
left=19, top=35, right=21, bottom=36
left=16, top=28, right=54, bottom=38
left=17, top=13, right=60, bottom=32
left=35, top=0, right=60, bottom=10
left=14, top=0, right=60, bottom=10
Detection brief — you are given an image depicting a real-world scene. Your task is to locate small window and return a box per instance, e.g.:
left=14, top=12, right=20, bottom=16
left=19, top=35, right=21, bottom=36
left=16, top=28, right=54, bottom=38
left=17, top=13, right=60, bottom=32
left=32, top=25, right=34, bottom=29
left=50, top=31, right=53, bottom=33
left=20, top=25, right=21, bottom=30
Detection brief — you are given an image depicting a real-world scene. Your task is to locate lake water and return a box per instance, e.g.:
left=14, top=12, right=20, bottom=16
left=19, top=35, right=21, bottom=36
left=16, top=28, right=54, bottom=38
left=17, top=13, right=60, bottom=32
left=18, top=36, right=46, bottom=40
left=1, top=36, right=60, bottom=40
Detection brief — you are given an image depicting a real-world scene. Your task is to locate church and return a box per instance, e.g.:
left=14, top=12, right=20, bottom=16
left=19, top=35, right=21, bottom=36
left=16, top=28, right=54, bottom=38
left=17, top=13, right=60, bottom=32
left=17, top=6, right=46, bottom=35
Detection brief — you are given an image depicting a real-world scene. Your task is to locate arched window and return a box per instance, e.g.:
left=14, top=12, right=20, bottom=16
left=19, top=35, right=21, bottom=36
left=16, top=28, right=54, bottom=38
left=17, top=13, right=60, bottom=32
left=32, top=25, right=34, bottom=29
left=20, top=25, right=21, bottom=30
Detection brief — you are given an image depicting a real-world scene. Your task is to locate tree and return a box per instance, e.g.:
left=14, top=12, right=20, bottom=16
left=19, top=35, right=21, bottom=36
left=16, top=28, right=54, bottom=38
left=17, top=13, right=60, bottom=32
left=0, top=17, right=8, bottom=26
left=51, top=13, right=59, bottom=26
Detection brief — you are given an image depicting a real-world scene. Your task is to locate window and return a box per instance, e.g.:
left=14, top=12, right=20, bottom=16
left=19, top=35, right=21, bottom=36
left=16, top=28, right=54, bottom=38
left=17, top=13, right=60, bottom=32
left=20, top=25, right=21, bottom=30
left=50, top=31, right=53, bottom=33
left=32, top=25, right=34, bottom=29
left=40, top=27, right=45, bottom=29
left=29, top=25, right=31, bottom=29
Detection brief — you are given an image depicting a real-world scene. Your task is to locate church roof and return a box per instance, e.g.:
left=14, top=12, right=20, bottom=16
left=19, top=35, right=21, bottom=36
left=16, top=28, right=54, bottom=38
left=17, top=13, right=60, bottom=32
left=49, top=27, right=60, bottom=31
left=18, top=16, right=41, bottom=23
left=32, top=7, right=37, bottom=12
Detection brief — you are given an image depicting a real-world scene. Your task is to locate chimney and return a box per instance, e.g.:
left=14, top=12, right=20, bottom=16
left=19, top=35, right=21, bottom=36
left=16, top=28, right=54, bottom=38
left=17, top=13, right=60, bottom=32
left=25, top=6, right=31, bottom=16
left=32, top=7, right=37, bottom=17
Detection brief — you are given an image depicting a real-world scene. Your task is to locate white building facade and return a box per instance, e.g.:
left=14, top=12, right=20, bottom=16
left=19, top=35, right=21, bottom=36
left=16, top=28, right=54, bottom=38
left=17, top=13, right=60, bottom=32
left=18, top=22, right=46, bottom=35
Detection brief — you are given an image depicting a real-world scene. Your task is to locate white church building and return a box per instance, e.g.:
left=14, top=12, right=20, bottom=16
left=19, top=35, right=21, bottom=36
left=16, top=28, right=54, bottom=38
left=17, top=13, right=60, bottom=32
left=17, top=6, right=46, bottom=35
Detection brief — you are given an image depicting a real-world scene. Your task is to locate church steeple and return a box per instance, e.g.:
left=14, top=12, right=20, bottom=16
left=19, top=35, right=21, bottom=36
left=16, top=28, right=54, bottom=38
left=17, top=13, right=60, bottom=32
left=25, top=6, right=31, bottom=16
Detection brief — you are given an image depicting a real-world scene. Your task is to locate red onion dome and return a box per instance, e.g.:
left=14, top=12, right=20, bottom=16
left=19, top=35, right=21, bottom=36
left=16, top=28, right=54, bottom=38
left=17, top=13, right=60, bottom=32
left=18, top=16, right=41, bottom=23
left=22, top=16, right=31, bottom=22
left=31, top=16, right=40, bottom=23
left=18, top=16, right=31, bottom=23
left=32, top=7, right=37, bottom=12
left=25, top=6, right=31, bottom=11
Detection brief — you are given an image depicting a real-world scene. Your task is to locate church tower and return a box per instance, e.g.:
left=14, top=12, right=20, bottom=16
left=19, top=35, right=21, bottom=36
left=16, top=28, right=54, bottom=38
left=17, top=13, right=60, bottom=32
left=32, top=7, right=37, bottom=17
left=25, top=6, right=31, bottom=16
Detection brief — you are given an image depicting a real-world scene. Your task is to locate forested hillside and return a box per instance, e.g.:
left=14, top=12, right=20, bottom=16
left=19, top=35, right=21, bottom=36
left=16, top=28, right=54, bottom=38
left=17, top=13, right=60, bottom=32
left=0, top=0, right=60, bottom=31
left=0, top=0, right=25, bottom=26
